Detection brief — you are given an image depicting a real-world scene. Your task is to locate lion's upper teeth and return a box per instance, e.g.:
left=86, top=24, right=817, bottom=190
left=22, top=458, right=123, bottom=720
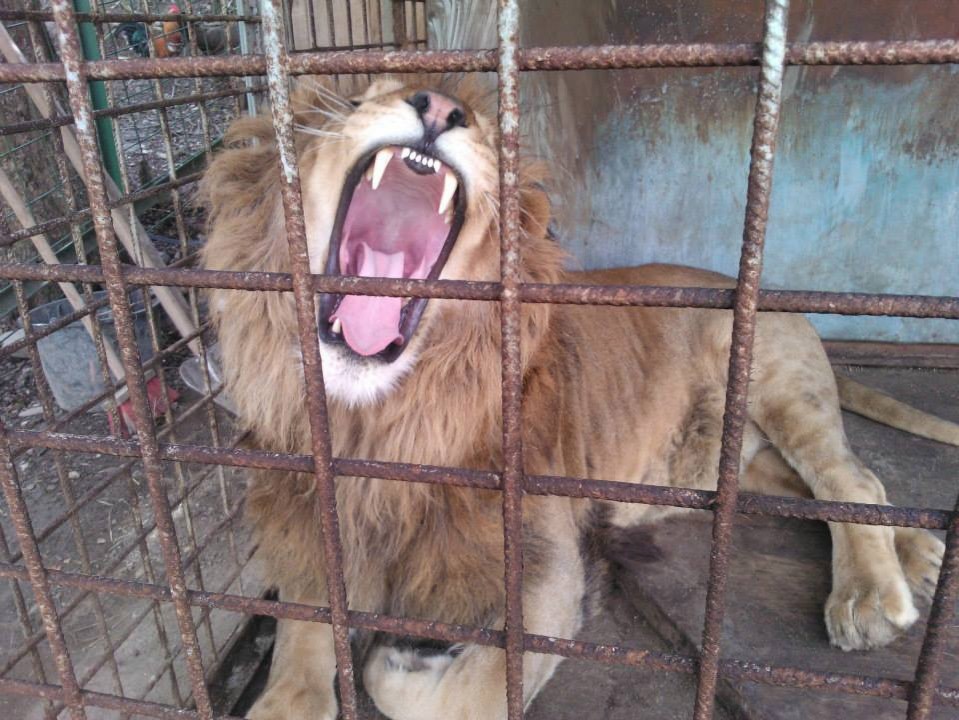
left=371, top=148, right=392, bottom=190
left=400, top=147, right=411, bottom=159
left=439, top=172, right=458, bottom=215
left=331, top=317, right=342, bottom=334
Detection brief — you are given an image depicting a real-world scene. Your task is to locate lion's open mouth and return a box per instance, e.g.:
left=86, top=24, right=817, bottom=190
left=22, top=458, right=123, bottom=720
left=318, top=145, right=466, bottom=362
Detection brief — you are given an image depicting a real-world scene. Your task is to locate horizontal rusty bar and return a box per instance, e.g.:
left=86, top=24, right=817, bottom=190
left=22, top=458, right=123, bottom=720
left=0, top=677, right=242, bottom=720
left=7, top=324, right=213, bottom=452
left=107, top=172, right=203, bottom=210
left=0, top=9, right=261, bottom=23
left=0, top=295, right=110, bottom=358
left=1, top=209, right=91, bottom=247
left=1, top=39, right=957, bottom=82
left=0, top=561, right=956, bottom=707
left=5, top=430, right=952, bottom=530
left=1, top=262, right=957, bottom=318
left=0, top=85, right=267, bottom=138
left=2, top=176, right=203, bottom=247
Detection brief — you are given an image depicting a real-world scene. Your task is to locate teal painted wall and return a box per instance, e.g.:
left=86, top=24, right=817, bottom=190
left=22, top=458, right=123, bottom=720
left=431, top=1, right=959, bottom=343
left=582, top=67, right=959, bottom=342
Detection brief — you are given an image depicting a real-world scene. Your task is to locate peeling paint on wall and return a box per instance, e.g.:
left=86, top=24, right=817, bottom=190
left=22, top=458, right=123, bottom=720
left=430, top=0, right=959, bottom=342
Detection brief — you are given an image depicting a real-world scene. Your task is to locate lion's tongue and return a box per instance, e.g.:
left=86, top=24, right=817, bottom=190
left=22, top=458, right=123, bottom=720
left=332, top=245, right=405, bottom=356
left=331, top=154, right=450, bottom=357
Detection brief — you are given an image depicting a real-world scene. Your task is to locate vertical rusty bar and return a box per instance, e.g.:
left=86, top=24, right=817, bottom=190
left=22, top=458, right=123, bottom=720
left=96, top=21, right=209, bottom=696
left=259, top=1, right=359, bottom=717
left=693, top=1, right=790, bottom=718
left=24, top=18, right=124, bottom=437
left=0, top=425, right=86, bottom=720
left=906, top=497, right=959, bottom=719
left=13, top=280, right=128, bottom=708
left=0, top=467, right=56, bottom=720
left=497, top=0, right=525, bottom=717
left=46, top=1, right=214, bottom=715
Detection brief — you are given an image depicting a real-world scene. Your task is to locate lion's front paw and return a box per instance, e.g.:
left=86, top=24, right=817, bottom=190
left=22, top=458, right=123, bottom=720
left=825, top=577, right=919, bottom=651
left=895, top=527, right=946, bottom=603
left=248, top=685, right=337, bottom=720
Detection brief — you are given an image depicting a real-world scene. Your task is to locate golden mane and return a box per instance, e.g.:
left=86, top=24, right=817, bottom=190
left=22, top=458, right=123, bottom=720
left=200, top=76, right=566, bottom=622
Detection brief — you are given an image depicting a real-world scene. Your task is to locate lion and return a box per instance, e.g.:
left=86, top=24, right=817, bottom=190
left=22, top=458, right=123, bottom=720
left=201, top=77, right=956, bottom=720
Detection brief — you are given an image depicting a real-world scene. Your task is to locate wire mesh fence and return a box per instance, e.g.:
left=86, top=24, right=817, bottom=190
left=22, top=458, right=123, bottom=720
left=0, top=0, right=956, bottom=719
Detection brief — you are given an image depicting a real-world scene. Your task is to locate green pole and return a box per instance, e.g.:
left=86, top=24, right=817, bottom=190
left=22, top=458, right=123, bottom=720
left=73, top=0, right=123, bottom=188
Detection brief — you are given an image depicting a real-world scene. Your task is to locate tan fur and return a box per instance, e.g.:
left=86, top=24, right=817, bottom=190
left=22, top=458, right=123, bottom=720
left=202, top=78, right=948, bottom=720
left=836, top=374, right=959, bottom=446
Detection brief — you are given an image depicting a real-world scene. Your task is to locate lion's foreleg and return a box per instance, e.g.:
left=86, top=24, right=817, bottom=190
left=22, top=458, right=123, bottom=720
left=749, top=322, right=943, bottom=650
left=364, top=511, right=584, bottom=720
left=248, top=589, right=338, bottom=720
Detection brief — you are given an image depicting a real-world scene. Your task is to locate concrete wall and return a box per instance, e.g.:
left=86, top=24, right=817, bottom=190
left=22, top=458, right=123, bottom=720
left=428, top=0, right=959, bottom=343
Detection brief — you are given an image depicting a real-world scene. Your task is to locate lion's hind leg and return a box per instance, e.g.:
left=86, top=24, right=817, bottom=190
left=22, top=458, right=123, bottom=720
left=749, top=316, right=944, bottom=650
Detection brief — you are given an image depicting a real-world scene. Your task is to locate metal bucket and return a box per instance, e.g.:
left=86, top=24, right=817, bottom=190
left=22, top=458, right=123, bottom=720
left=27, top=291, right=159, bottom=411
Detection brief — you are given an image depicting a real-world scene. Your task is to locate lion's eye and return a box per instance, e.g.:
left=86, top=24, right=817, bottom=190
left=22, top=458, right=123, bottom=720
left=349, top=99, right=362, bottom=108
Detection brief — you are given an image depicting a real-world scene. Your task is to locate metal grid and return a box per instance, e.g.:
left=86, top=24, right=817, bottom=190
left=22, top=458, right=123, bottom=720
left=0, top=0, right=955, bottom=719
left=0, top=1, right=264, bottom=326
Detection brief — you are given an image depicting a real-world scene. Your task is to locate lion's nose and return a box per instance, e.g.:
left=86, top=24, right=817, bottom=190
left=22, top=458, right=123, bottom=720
left=407, top=91, right=467, bottom=140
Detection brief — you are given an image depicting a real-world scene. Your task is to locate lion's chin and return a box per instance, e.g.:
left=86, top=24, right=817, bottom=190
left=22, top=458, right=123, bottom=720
left=317, top=338, right=418, bottom=407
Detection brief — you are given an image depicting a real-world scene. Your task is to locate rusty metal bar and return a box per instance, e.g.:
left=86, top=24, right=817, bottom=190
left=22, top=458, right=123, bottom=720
left=46, top=1, right=214, bottom=714
left=694, top=1, right=790, bottom=717
left=13, top=281, right=127, bottom=700
left=6, top=324, right=212, bottom=462
left=496, top=1, right=527, bottom=716
left=0, top=294, right=110, bottom=358
left=2, top=386, right=224, bottom=573
left=0, top=677, right=243, bottom=720
left=259, top=0, right=359, bottom=716
left=3, top=260, right=958, bottom=317
left=5, top=430, right=955, bottom=531
left=0, top=174, right=202, bottom=247
left=0, top=524, right=55, bottom=719
left=0, top=85, right=267, bottom=138
left=906, top=493, right=959, bottom=719
left=0, top=9, right=261, bottom=23
left=2, top=39, right=958, bottom=83
left=0, top=430, right=87, bottom=718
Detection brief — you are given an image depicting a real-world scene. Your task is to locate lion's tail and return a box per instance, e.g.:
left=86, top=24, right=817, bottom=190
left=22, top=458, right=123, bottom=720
left=835, top=374, right=959, bottom=447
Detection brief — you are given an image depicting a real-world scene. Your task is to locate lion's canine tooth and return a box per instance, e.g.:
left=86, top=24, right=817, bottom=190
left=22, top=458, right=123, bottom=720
left=439, top=172, right=458, bottom=215
left=331, top=317, right=342, bottom=334
left=371, top=148, right=392, bottom=190
left=401, top=147, right=410, bottom=159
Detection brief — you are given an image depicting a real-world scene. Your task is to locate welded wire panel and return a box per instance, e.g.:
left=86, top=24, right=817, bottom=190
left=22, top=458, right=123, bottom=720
left=0, top=0, right=957, bottom=719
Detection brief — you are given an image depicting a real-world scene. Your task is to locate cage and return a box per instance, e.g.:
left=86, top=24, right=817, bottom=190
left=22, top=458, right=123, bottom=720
left=0, top=1, right=956, bottom=720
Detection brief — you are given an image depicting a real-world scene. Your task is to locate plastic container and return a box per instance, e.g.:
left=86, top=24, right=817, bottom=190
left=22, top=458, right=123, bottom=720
left=27, top=291, right=159, bottom=411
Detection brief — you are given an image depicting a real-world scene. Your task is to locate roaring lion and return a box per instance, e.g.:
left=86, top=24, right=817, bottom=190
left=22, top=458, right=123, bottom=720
left=201, top=78, right=955, bottom=720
